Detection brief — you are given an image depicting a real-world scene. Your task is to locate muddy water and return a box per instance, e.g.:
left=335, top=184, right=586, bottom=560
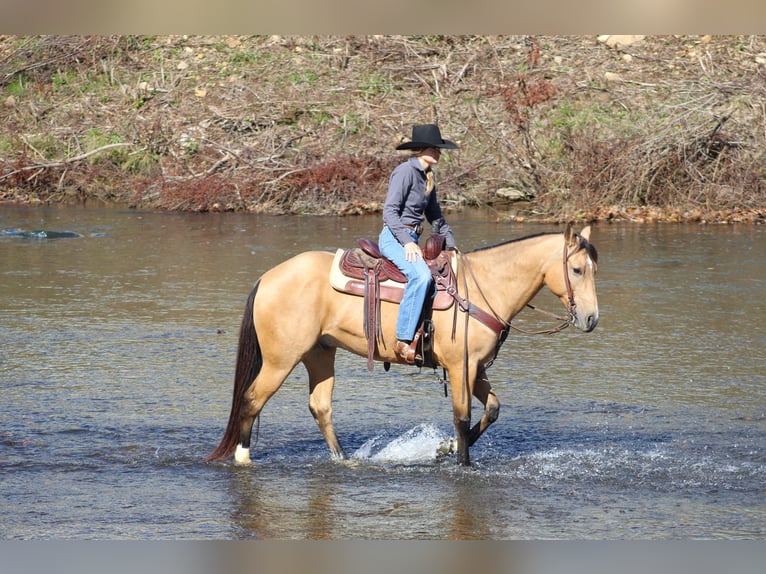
left=1, top=205, right=764, bottom=539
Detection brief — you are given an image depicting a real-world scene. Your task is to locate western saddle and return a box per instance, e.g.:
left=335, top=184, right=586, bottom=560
left=333, top=231, right=454, bottom=370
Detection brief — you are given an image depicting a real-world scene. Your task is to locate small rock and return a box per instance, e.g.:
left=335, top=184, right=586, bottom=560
left=604, top=71, right=623, bottom=83
left=599, top=35, right=645, bottom=49
left=496, top=187, right=529, bottom=202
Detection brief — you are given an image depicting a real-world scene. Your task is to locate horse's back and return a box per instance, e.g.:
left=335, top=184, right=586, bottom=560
left=262, top=248, right=354, bottom=305
left=260, top=250, right=333, bottom=284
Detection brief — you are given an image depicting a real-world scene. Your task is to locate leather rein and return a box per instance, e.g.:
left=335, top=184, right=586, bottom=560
left=511, top=236, right=578, bottom=335
left=457, top=235, right=581, bottom=343
left=441, top=237, right=582, bottom=405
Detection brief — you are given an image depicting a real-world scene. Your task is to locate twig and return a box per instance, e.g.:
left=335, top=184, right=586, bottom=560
left=1, top=36, right=92, bottom=87
left=188, top=151, right=233, bottom=178
left=0, top=143, right=134, bottom=182
left=199, top=138, right=255, bottom=168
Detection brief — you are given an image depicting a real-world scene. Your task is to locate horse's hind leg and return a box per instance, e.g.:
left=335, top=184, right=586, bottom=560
left=467, top=365, right=500, bottom=447
left=234, top=363, right=294, bottom=464
left=304, top=345, right=345, bottom=460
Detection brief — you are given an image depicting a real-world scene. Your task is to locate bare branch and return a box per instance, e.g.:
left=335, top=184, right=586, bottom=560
left=0, top=143, right=135, bottom=182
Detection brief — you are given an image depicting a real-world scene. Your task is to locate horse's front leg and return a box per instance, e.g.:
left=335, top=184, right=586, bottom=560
left=467, top=365, right=500, bottom=447
left=448, top=362, right=478, bottom=466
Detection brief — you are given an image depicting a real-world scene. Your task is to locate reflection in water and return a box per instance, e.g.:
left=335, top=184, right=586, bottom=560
left=228, top=460, right=502, bottom=540
left=229, top=467, right=276, bottom=539
left=306, top=475, right=337, bottom=540
left=229, top=463, right=348, bottom=539
left=444, top=475, right=495, bottom=540
left=1, top=205, right=764, bottom=539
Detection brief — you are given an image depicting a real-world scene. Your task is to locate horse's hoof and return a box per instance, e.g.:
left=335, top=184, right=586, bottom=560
left=234, top=445, right=252, bottom=465
left=436, top=438, right=457, bottom=457
left=329, top=450, right=347, bottom=462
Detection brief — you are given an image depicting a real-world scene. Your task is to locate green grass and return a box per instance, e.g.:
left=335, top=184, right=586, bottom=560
left=5, top=75, right=26, bottom=96
left=358, top=72, right=395, bottom=97
left=0, top=137, right=15, bottom=155
left=290, top=70, right=320, bottom=86
left=25, top=134, right=64, bottom=160
left=548, top=98, right=644, bottom=138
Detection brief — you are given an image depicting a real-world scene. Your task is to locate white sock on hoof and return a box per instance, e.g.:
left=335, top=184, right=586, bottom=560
left=234, top=444, right=251, bottom=464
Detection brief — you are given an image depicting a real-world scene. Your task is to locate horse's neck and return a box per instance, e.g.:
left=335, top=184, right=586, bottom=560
left=463, top=235, right=559, bottom=320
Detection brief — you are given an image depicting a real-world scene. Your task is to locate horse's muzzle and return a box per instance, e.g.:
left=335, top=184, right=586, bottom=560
left=573, top=312, right=599, bottom=332
left=583, top=313, right=599, bottom=332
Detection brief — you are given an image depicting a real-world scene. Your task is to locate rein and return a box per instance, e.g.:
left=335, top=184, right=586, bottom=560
left=457, top=235, right=580, bottom=347
left=509, top=237, right=577, bottom=335
left=439, top=235, right=582, bottom=402
left=512, top=304, right=571, bottom=335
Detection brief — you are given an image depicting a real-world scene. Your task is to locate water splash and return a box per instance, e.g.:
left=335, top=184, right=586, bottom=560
left=505, top=444, right=765, bottom=493
left=352, top=423, right=450, bottom=463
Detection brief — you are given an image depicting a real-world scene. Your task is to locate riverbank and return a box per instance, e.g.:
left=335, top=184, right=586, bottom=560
left=1, top=35, right=764, bottom=223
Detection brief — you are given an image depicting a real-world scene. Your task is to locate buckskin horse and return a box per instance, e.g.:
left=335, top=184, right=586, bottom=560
left=206, top=223, right=599, bottom=466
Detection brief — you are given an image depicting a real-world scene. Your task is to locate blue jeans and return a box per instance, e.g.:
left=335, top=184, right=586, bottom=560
left=379, top=225, right=432, bottom=341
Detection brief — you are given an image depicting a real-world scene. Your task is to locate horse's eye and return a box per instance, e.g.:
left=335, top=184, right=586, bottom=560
left=572, top=267, right=583, bottom=276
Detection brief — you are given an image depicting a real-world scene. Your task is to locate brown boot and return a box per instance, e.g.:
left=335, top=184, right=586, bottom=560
left=394, top=337, right=421, bottom=365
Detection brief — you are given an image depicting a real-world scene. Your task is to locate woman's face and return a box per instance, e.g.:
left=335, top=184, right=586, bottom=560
left=420, top=147, right=441, bottom=166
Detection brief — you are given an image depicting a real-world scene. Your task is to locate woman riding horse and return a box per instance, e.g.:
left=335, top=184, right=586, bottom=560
left=380, top=124, right=458, bottom=365
left=205, top=221, right=599, bottom=467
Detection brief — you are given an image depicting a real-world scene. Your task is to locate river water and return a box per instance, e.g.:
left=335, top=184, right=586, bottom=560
left=1, top=205, right=764, bottom=539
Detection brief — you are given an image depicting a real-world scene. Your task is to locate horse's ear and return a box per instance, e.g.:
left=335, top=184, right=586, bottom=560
left=580, top=225, right=592, bottom=241
left=564, top=222, right=575, bottom=246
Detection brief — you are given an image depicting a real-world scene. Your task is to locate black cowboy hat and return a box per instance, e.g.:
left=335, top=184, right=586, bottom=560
left=396, top=124, right=458, bottom=150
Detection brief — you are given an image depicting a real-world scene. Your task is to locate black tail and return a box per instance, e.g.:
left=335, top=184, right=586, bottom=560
left=205, top=281, right=262, bottom=461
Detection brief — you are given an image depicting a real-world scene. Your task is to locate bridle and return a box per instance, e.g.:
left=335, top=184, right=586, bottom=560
left=561, top=235, right=578, bottom=323
left=449, top=234, right=589, bottom=401
left=512, top=234, right=586, bottom=335
left=462, top=234, right=590, bottom=339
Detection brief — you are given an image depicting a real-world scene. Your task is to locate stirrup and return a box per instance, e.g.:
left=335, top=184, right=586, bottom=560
left=394, top=336, right=422, bottom=365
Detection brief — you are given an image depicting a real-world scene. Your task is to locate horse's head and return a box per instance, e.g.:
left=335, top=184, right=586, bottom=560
left=547, top=223, right=599, bottom=332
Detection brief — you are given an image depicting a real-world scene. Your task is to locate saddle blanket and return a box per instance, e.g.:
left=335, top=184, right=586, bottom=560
left=329, top=248, right=457, bottom=310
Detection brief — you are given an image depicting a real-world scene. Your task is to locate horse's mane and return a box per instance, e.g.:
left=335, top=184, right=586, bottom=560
left=468, top=232, right=556, bottom=254
left=581, top=238, right=598, bottom=264
left=468, top=231, right=598, bottom=264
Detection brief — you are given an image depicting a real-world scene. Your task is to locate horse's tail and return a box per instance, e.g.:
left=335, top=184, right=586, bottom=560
left=205, top=281, right=262, bottom=462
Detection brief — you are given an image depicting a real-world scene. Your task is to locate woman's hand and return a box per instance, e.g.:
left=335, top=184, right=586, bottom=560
left=404, top=241, right=423, bottom=262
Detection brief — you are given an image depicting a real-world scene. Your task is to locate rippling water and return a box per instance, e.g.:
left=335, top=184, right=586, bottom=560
left=1, top=205, right=764, bottom=539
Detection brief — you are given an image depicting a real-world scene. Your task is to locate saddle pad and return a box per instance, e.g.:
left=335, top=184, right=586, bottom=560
left=329, top=249, right=456, bottom=310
